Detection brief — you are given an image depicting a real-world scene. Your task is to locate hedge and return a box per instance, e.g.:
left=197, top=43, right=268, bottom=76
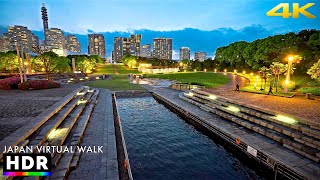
left=18, top=80, right=60, bottom=91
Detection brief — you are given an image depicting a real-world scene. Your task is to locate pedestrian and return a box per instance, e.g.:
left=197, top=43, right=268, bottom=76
left=268, top=85, right=274, bottom=95
left=235, top=83, right=240, bottom=92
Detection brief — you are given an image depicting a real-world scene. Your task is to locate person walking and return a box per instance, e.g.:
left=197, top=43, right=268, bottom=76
left=235, top=83, right=240, bottom=92
left=268, top=85, right=274, bottom=95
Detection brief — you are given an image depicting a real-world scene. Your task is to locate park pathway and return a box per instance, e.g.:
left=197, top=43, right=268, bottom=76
left=204, top=74, right=320, bottom=123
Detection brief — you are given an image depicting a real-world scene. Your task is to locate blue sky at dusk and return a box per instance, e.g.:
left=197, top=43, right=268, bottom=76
left=0, top=0, right=319, bottom=59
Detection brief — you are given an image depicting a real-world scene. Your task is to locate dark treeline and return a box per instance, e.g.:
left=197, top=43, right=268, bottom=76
left=214, top=29, right=320, bottom=74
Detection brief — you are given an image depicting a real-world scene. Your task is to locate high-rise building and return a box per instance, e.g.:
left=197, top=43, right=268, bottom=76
left=45, top=28, right=65, bottom=50
left=65, top=34, right=80, bottom=53
left=88, top=34, right=106, bottom=56
left=113, top=35, right=140, bottom=62
left=194, top=51, right=206, bottom=61
left=129, top=34, right=141, bottom=56
left=114, top=37, right=124, bottom=63
left=153, top=38, right=172, bottom=60
left=180, top=47, right=190, bottom=60
left=140, top=44, right=152, bottom=58
left=2, top=25, right=39, bottom=52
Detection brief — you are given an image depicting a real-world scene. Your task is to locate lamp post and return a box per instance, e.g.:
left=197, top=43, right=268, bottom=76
left=284, top=56, right=294, bottom=93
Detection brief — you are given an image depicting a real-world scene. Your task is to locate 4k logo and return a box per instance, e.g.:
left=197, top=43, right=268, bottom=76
left=267, top=3, right=316, bottom=18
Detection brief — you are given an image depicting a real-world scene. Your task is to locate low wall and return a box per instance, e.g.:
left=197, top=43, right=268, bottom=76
left=138, top=67, right=179, bottom=74
left=170, top=84, right=205, bottom=92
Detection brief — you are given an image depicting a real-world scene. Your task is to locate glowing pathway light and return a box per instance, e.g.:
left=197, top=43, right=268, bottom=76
left=76, top=92, right=85, bottom=96
left=214, top=69, right=217, bottom=73
left=250, top=73, right=254, bottom=77
left=85, top=77, right=89, bottom=79
left=204, top=69, right=207, bottom=72
left=96, top=77, right=100, bottom=80
left=243, top=71, right=246, bottom=75
left=77, top=99, right=87, bottom=105
left=274, top=115, right=297, bottom=124
left=47, top=128, right=68, bottom=140
left=185, top=92, right=194, bottom=97
left=208, top=95, right=217, bottom=100
left=226, top=106, right=240, bottom=113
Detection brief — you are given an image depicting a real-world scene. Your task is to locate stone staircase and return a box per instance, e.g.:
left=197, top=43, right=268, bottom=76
left=0, top=86, right=100, bottom=180
left=180, top=89, right=320, bottom=163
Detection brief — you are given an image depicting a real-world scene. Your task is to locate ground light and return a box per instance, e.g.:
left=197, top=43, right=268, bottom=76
left=251, top=73, right=253, bottom=77
left=76, top=91, right=85, bottom=96
left=85, top=77, right=89, bottom=79
left=243, top=71, right=246, bottom=75
left=70, top=78, right=74, bottom=81
left=204, top=69, right=207, bottom=72
left=226, top=106, right=240, bottom=113
left=185, top=92, right=194, bottom=97
left=47, top=128, right=68, bottom=140
left=214, top=69, right=217, bottom=73
left=274, top=115, right=298, bottom=124
left=208, top=95, right=217, bottom=100
left=77, top=99, right=87, bottom=105
left=96, top=77, right=100, bottom=80
left=194, top=69, right=197, bottom=72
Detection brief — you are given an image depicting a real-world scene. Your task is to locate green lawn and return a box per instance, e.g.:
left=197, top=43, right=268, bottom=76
left=93, top=64, right=139, bottom=75
left=298, top=87, right=320, bottom=96
left=238, top=73, right=320, bottom=97
left=115, top=65, right=139, bottom=74
left=93, top=64, right=115, bottom=74
left=85, top=75, right=144, bottom=91
left=146, top=72, right=229, bottom=88
left=238, top=73, right=295, bottom=97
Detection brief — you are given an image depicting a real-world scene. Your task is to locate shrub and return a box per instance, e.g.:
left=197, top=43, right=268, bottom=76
left=0, top=76, right=21, bottom=90
left=18, top=80, right=60, bottom=91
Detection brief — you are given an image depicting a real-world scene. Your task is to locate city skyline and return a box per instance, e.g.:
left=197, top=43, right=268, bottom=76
left=0, top=0, right=319, bottom=59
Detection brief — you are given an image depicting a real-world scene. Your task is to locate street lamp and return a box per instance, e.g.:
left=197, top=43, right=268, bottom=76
left=284, top=55, right=294, bottom=93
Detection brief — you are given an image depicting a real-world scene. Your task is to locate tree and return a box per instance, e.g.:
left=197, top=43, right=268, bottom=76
left=76, top=56, right=95, bottom=73
left=259, top=66, right=269, bottom=90
left=0, top=51, right=18, bottom=73
left=307, top=59, right=320, bottom=81
left=269, top=62, right=287, bottom=92
left=33, top=47, right=70, bottom=80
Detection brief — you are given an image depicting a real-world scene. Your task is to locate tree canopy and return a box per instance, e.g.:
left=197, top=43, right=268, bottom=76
left=215, top=30, right=320, bottom=73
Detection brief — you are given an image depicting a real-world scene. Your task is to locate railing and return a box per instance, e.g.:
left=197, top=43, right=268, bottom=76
left=113, top=94, right=133, bottom=180
left=169, top=84, right=205, bottom=91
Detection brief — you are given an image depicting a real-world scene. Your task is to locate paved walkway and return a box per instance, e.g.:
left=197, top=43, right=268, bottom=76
left=68, top=89, right=119, bottom=180
left=204, top=74, right=320, bottom=123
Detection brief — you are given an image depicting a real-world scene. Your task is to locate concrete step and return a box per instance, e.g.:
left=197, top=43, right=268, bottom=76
left=0, top=86, right=85, bottom=160
left=49, top=90, right=99, bottom=179
left=26, top=87, right=90, bottom=150
left=191, top=90, right=320, bottom=146
left=181, top=92, right=320, bottom=162
left=46, top=90, right=95, bottom=159
left=193, top=89, right=320, bottom=128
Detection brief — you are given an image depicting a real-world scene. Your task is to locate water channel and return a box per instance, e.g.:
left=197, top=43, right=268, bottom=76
left=118, top=97, right=264, bottom=180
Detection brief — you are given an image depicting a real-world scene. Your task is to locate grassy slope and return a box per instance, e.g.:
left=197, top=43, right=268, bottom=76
left=86, top=75, right=144, bottom=91
left=146, top=72, right=229, bottom=88
left=88, top=64, right=143, bottom=91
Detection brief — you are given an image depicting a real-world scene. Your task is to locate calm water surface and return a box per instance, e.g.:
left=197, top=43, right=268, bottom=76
left=118, top=97, right=263, bottom=180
